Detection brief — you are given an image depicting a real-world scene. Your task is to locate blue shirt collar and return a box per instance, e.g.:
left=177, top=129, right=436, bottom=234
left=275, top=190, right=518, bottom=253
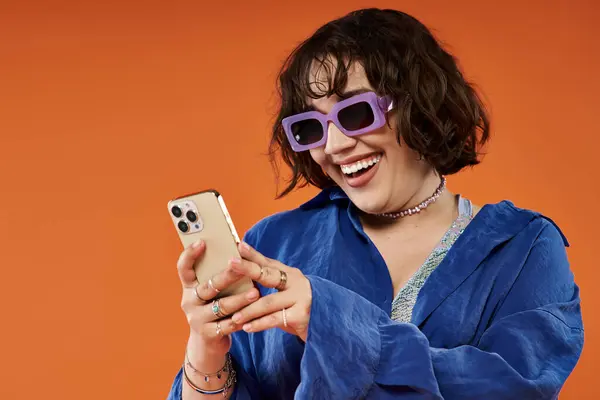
left=300, top=187, right=569, bottom=247
left=300, top=186, right=349, bottom=210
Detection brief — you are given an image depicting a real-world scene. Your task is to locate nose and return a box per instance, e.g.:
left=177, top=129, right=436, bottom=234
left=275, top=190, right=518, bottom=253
left=324, top=122, right=356, bottom=155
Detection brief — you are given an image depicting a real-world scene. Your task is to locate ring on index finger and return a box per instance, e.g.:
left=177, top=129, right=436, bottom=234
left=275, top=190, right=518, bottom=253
left=276, top=270, right=288, bottom=291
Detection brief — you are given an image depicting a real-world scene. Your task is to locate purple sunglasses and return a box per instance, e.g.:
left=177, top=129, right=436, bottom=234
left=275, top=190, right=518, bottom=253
left=282, top=91, right=393, bottom=152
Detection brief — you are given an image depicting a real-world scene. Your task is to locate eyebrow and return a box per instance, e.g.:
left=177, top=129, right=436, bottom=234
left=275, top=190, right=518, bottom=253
left=304, top=87, right=372, bottom=112
left=339, top=88, right=372, bottom=98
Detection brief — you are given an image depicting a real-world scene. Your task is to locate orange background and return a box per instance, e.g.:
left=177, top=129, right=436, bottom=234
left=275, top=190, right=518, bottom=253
left=0, top=1, right=597, bottom=398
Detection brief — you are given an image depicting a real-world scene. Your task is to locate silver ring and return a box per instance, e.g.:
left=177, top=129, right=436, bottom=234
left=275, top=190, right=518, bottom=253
left=216, top=322, right=223, bottom=336
left=212, top=299, right=226, bottom=318
left=258, top=266, right=264, bottom=280
left=194, top=285, right=208, bottom=303
left=282, top=308, right=288, bottom=328
left=208, top=278, right=220, bottom=293
left=276, top=270, right=288, bottom=291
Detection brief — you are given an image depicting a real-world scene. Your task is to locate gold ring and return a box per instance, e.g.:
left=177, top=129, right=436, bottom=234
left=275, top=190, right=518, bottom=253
left=216, top=322, right=223, bottom=336
left=208, top=278, right=220, bottom=293
left=282, top=308, right=288, bottom=328
left=259, top=266, right=264, bottom=280
left=276, top=270, right=288, bottom=291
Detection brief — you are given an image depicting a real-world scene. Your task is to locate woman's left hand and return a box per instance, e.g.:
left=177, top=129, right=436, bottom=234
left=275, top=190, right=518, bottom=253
left=229, top=242, right=312, bottom=342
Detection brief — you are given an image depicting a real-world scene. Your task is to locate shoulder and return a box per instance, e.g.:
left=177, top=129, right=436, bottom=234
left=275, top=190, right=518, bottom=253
left=476, top=199, right=575, bottom=298
left=504, top=201, right=572, bottom=276
left=461, top=199, right=573, bottom=297
left=476, top=199, right=569, bottom=248
left=480, top=201, right=581, bottom=328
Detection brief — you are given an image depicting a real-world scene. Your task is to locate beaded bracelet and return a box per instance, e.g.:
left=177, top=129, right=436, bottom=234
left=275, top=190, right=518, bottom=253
left=183, top=353, right=236, bottom=396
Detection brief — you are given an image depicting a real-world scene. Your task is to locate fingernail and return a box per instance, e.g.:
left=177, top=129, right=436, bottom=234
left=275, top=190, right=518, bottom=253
left=243, top=323, right=252, bottom=332
left=192, top=240, right=202, bottom=248
left=232, top=313, right=241, bottom=323
left=230, top=257, right=241, bottom=266
left=246, top=290, right=258, bottom=300
left=241, top=242, right=251, bottom=251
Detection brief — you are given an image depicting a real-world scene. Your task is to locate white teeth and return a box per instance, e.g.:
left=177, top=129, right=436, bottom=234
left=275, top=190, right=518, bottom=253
left=340, top=154, right=381, bottom=175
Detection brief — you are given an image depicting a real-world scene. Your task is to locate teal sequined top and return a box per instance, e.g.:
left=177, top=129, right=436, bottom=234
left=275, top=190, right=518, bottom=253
left=392, top=196, right=474, bottom=322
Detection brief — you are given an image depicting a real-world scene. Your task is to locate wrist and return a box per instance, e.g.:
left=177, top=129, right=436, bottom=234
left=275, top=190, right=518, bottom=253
left=186, top=332, right=229, bottom=373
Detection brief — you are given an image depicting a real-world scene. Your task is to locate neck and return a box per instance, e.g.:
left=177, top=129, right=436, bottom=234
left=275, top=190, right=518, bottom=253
left=362, top=174, right=458, bottom=229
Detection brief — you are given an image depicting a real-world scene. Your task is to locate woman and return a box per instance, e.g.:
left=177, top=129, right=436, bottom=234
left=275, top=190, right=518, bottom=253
left=167, top=8, right=583, bottom=399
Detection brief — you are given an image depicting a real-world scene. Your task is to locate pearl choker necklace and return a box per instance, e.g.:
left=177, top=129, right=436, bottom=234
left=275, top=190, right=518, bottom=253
left=376, top=177, right=446, bottom=219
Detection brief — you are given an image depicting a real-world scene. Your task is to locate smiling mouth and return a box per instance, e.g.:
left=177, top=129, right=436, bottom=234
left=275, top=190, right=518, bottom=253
left=340, top=154, right=382, bottom=179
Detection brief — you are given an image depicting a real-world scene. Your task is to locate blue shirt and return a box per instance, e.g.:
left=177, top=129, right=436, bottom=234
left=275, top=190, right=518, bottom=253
left=167, top=187, right=584, bottom=399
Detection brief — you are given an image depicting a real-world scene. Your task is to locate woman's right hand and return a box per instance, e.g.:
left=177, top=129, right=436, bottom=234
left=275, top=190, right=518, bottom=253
left=177, top=239, right=260, bottom=361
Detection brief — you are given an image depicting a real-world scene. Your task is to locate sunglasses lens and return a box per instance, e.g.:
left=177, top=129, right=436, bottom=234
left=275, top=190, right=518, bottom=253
left=338, top=101, right=375, bottom=131
left=290, top=118, right=323, bottom=146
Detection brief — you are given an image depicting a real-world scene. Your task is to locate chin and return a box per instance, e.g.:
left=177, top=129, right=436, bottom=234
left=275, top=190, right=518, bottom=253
left=332, top=165, right=391, bottom=215
left=344, top=186, right=389, bottom=215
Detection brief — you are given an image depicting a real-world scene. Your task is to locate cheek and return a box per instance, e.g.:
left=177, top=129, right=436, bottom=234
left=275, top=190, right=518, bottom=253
left=377, top=123, right=414, bottom=159
left=309, top=148, right=327, bottom=168
left=309, top=148, right=341, bottom=179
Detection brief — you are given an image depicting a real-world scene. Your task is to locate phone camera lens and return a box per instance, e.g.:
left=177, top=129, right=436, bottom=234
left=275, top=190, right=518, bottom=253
left=171, top=206, right=182, bottom=218
left=186, top=210, right=198, bottom=222
left=177, top=220, right=189, bottom=233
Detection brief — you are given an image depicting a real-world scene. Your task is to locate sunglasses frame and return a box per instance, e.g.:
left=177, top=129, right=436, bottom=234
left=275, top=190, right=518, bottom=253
left=282, top=91, right=393, bottom=152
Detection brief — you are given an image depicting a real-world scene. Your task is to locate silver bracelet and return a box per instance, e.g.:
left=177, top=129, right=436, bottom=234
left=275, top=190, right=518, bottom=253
left=183, top=360, right=236, bottom=397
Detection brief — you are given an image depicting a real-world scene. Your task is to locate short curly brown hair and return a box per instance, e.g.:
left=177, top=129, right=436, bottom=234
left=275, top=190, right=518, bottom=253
left=270, top=8, right=490, bottom=197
